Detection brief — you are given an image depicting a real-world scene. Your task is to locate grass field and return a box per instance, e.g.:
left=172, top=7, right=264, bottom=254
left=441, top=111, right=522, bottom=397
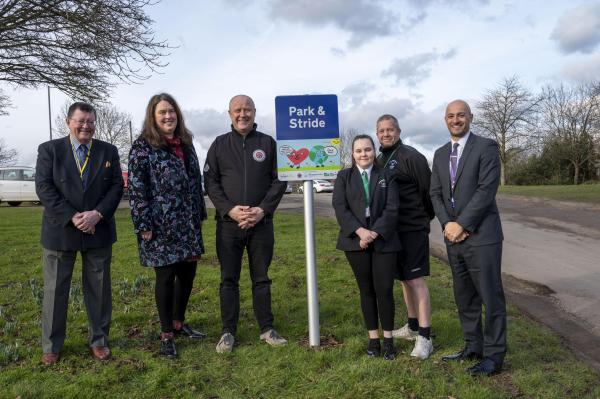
left=499, top=184, right=600, bottom=204
left=0, top=207, right=599, bottom=398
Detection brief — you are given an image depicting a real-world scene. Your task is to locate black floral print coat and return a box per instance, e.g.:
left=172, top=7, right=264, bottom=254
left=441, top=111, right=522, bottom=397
left=128, top=137, right=206, bottom=267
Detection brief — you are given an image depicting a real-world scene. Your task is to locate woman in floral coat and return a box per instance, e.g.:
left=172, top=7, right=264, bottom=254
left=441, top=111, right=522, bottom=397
left=128, top=93, right=207, bottom=358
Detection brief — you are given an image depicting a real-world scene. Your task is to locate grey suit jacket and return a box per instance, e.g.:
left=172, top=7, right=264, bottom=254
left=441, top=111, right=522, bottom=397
left=430, top=133, right=503, bottom=246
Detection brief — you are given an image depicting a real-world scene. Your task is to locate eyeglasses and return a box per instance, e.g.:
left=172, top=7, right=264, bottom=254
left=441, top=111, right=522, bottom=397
left=70, top=118, right=96, bottom=126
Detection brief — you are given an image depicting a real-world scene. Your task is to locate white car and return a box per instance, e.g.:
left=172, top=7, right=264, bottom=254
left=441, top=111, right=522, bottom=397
left=284, top=183, right=293, bottom=194
left=297, top=180, right=334, bottom=194
left=0, top=166, right=39, bottom=206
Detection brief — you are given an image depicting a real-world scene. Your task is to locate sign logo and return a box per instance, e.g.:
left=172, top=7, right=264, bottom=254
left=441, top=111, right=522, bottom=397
left=253, top=149, right=266, bottom=162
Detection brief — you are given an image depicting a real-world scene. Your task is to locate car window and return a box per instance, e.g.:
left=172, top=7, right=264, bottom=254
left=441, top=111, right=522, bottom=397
left=22, top=169, right=35, bottom=181
left=3, top=169, right=20, bottom=180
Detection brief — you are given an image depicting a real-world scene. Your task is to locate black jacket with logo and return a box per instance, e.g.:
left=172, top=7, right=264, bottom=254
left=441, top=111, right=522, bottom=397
left=377, top=139, right=435, bottom=232
left=204, top=124, right=286, bottom=221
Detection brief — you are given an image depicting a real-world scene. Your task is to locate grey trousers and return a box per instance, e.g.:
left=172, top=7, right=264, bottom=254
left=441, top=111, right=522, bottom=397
left=446, top=241, right=507, bottom=366
left=41, top=246, right=112, bottom=353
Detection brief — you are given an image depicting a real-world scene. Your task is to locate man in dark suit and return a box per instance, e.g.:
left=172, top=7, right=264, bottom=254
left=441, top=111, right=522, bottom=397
left=430, top=100, right=506, bottom=376
left=35, top=102, right=123, bottom=365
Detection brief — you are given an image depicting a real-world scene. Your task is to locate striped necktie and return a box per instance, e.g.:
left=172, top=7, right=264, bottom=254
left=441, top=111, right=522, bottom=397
left=361, top=170, right=369, bottom=206
left=450, top=142, right=459, bottom=191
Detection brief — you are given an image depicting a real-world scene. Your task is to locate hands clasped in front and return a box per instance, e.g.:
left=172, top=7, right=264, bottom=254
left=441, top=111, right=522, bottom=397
left=355, top=227, right=379, bottom=250
left=228, top=205, right=265, bottom=229
left=72, top=211, right=101, bottom=234
left=443, top=221, right=469, bottom=243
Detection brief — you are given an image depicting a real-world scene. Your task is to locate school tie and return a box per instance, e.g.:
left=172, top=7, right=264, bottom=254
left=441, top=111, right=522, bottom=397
left=77, top=145, right=89, bottom=188
left=450, top=142, right=459, bottom=191
left=361, top=170, right=369, bottom=206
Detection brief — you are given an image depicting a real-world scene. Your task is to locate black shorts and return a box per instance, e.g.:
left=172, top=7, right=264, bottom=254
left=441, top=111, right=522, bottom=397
left=396, top=229, right=430, bottom=281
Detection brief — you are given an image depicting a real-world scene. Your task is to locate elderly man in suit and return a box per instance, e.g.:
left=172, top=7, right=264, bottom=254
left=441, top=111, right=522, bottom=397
left=430, top=100, right=506, bottom=376
left=35, top=102, right=123, bottom=365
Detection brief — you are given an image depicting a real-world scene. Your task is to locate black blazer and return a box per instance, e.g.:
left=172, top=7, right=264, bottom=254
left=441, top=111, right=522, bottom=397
left=430, top=133, right=503, bottom=246
left=332, top=164, right=401, bottom=252
left=35, top=136, right=123, bottom=251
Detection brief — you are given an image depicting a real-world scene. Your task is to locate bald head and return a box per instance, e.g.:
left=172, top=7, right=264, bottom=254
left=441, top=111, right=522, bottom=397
left=228, top=94, right=256, bottom=135
left=445, top=99, right=473, bottom=139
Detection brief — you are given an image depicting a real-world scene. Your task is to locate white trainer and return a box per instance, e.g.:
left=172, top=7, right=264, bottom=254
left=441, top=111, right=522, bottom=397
left=259, top=329, right=288, bottom=346
left=216, top=333, right=235, bottom=353
left=410, top=335, right=433, bottom=359
left=392, top=323, right=418, bottom=341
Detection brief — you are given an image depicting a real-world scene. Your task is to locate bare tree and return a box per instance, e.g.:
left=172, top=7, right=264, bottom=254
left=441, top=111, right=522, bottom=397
left=474, top=76, right=541, bottom=185
left=0, top=90, right=10, bottom=116
left=541, top=83, right=600, bottom=184
left=0, top=138, right=18, bottom=166
left=339, top=128, right=363, bottom=168
left=54, top=102, right=133, bottom=163
left=0, top=0, right=170, bottom=114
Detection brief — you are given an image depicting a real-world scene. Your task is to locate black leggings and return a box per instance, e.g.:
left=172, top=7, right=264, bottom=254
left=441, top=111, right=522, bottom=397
left=154, top=261, right=197, bottom=333
left=345, top=250, right=396, bottom=331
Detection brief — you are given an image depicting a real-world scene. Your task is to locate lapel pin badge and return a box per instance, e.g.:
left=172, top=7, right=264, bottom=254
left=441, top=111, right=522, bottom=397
left=105, top=161, right=111, bottom=168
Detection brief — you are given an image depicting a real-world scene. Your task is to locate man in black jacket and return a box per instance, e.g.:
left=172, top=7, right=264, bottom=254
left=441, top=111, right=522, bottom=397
left=376, top=114, right=435, bottom=360
left=204, top=95, right=287, bottom=353
left=35, top=102, right=123, bottom=365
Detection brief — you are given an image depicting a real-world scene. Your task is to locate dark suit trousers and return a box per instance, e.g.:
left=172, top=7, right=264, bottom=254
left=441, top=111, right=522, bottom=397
left=216, top=220, right=274, bottom=335
left=446, top=241, right=507, bottom=365
left=42, top=246, right=112, bottom=353
left=345, top=250, right=396, bottom=331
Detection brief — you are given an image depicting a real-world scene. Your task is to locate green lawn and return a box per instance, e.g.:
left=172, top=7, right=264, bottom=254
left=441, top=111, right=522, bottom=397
left=0, top=207, right=598, bottom=398
left=499, top=184, right=600, bottom=204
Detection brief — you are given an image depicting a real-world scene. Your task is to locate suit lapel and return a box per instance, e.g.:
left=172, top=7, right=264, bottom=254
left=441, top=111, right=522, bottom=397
left=368, top=164, right=379, bottom=204
left=84, top=139, right=105, bottom=191
left=455, top=134, right=475, bottom=185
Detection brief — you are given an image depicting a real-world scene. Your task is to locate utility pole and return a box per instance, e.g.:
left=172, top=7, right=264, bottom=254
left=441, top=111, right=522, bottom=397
left=47, top=86, right=52, bottom=140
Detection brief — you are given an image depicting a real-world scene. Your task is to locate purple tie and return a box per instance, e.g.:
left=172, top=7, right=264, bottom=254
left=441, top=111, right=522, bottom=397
left=450, top=142, right=459, bottom=191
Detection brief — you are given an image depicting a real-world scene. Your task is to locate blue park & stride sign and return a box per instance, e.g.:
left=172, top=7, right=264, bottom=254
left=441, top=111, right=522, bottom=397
left=275, top=94, right=341, bottom=181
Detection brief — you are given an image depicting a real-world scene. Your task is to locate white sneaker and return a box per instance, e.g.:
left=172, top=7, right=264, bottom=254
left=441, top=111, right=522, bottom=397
left=392, top=323, right=418, bottom=341
left=410, top=335, right=433, bottom=359
left=259, top=329, right=288, bottom=346
left=216, top=333, right=235, bottom=353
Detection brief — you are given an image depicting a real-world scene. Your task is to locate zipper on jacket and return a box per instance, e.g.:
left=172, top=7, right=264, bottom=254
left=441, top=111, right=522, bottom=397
left=242, top=134, right=247, bottom=204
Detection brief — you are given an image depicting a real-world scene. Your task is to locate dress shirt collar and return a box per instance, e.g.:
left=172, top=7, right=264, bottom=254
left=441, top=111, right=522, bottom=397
left=356, top=164, right=373, bottom=179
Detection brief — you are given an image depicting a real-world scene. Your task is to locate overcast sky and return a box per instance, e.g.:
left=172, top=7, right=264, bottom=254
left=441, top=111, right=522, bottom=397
left=2, top=0, right=600, bottom=166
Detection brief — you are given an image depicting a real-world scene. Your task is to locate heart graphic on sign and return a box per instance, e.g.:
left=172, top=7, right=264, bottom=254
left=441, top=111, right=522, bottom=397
left=287, top=148, right=309, bottom=165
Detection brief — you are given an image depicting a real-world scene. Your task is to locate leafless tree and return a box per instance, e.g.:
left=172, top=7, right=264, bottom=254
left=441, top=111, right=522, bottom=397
left=540, top=82, right=600, bottom=184
left=0, top=138, right=18, bottom=166
left=339, top=128, right=363, bottom=168
left=474, top=76, right=542, bottom=185
left=0, top=0, right=171, bottom=114
left=0, top=90, right=10, bottom=116
left=54, top=102, right=133, bottom=163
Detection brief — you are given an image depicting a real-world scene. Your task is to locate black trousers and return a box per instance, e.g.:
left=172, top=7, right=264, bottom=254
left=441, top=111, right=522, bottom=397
left=345, top=250, right=396, bottom=331
left=446, top=241, right=507, bottom=365
left=216, top=220, right=274, bottom=335
left=154, top=261, right=197, bottom=333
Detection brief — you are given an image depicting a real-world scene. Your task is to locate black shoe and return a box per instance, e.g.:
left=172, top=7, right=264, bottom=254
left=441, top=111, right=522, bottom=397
left=442, top=347, right=483, bottom=362
left=174, top=323, right=206, bottom=339
left=383, top=342, right=396, bottom=361
left=366, top=339, right=381, bottom=357
left=467, top=358, right=501, bottom=376
left=160, top=336, right=178, bottom=358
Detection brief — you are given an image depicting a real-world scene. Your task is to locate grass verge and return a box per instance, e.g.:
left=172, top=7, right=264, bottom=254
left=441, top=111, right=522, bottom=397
left=499, top=184, right=600, bottom=204
left=0, top=207, right=599, bottom=398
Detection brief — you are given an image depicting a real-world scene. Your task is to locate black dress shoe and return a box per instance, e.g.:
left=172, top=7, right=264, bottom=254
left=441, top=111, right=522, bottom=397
left=174, top=323, right=206, bottom=339
left=382, top=342, right=396, bottom=361
left=467, top=358, right=501, bottom=376
left=366, top=340, right=381, bottom=357
left=160, top=336, right=178, bottom=358
left=442, top=347, right=483, bottom=362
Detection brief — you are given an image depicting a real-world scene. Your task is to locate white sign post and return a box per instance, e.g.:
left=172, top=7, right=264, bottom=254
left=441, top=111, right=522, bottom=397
left=275, top=95, right=340, bottom=348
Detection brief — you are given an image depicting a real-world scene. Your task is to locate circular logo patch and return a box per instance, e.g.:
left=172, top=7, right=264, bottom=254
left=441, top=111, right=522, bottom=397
left=253, top=149, right=266, bottom=162
left=203, top=164, right=210, bottom=172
